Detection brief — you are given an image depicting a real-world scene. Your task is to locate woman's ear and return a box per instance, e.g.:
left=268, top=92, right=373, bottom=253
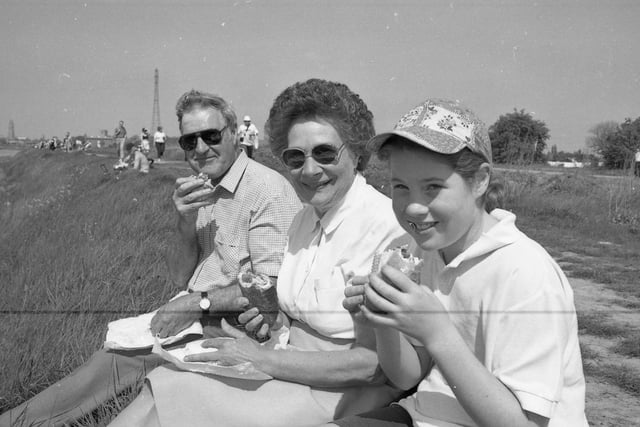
left=472, top=163, right=492, bottom=197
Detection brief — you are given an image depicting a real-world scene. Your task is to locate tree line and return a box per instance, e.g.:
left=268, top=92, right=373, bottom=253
left=489, top=109, right=640, bottom=169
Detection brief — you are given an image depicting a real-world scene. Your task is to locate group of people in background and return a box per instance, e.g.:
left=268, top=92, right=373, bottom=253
left=35, top=132, right=89, bottom=152
left=113, top=122, right=167, bottom=173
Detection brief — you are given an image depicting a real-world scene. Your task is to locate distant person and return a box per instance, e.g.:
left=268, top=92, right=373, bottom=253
left=0, top=89, right=301, bottom=427
left=63, top=132, right=72, bottom=152
left=635, top=149, right=640, bottom=177
left=113, top=120, right=127, bottom=164
left=237, top=115, right=259, bottom=158
left=153, top=125, right=167, bottom=162
left=128, top=140, right=151, bottom=174
left=140, top=128, right=151, bottom=154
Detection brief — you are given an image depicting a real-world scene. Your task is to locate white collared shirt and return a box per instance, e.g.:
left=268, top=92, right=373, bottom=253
left=277, top=174, right=410, bottom=340
left=400, top=209, right=587, bottom=426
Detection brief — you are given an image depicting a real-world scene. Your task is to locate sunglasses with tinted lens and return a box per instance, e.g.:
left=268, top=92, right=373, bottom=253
left=281, top=144, right=347, bottom=169
left=178, top=126, right=228, bottom=151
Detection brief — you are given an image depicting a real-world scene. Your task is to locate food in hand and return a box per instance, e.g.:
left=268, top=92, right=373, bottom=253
left=238, top=272, right=279, bottom=329
left=365, top=246, right=423, bottom=312
left=372, top=245, right=423, bottom=283
left=189, top=172, right=214, bottom=189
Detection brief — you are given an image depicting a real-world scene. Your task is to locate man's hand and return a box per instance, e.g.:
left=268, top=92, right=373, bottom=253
left=172, top=177, right=216, bottom=219
left=150, top=293, right=201, bottom=338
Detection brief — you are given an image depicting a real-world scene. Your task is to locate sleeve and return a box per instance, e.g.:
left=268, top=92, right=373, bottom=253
left=248, top=180, right=302, bottom=277
left=486, top=266, right=573, bottom=418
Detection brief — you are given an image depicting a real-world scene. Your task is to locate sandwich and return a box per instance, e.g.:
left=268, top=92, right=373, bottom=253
left=371, top=245, right=423, bottom=283
left=237, top=272, right=279, bottom=341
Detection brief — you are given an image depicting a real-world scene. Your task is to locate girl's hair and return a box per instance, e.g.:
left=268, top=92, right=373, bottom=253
left=265, top=78, right=375, bottom=171
left=379, top=137, right=504, bottom=212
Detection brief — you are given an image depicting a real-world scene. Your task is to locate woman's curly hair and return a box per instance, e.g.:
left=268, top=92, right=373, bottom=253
left=265, top=78, right=375, bottom=171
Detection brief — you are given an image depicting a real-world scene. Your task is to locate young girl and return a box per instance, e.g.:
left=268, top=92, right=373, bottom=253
left=333, top=99, right=587, bottom=427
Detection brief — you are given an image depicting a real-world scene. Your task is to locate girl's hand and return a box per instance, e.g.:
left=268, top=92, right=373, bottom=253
left=237, top=301, right=285, bottom=341
left=361, top=265, right=455, bottom=350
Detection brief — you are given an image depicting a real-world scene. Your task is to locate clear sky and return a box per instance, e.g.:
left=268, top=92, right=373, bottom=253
left=1, top=0, right=639, bottom=151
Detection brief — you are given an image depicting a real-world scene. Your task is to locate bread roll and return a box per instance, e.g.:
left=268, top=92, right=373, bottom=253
left=237, top=272, right=279, bottom=328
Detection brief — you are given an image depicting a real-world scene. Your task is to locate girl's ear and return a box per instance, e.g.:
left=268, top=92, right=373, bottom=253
left=472, top=163, right=492, bottom=198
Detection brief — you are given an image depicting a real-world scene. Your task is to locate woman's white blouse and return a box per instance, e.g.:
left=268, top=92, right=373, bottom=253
left=277, top=174, right=409, bottom=340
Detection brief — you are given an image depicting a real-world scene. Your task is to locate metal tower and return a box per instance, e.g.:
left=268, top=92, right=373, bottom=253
left=8, top=120, right=15, bottom=141
left=151, top=68, right=161, bottom=132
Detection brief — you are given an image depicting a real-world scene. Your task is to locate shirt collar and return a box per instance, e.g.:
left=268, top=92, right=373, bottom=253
left=315, top=173, right=366, bottom=235
left=445, top=208, right=522, bottom=268
left=215, top=150, right=249, bottom=194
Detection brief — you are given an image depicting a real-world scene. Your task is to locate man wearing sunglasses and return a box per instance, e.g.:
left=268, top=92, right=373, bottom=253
left=1, top=90, right=302, bottom=427
left=150, top=90, right=301, bottom=337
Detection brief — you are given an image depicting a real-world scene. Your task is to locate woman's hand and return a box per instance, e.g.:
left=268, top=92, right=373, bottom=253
left=360, top=265, right=455, bottom=350
left=172, top=177, right=216, bottom=219
left=184, top=319, right=265, bottom=366
left=343, top=275, right=367, bottom=313
left=237, top=301, right=286, bottom=341
left=150, top=293, right=201, bottom=338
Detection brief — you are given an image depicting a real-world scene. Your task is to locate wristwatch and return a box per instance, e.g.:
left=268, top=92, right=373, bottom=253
left=199, top=291, right=211, bottom=314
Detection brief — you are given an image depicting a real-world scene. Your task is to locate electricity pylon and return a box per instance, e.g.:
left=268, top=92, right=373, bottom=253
left=151, top=69, right=161, bottom=132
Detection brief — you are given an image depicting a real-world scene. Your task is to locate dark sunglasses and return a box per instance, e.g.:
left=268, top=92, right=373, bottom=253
left=281, top=144, right=347, bottom=169
left=178, top=126, right=228, bottom=151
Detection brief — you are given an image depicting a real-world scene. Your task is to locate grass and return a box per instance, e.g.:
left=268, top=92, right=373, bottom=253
left=1, top=145, right=640, bottom=422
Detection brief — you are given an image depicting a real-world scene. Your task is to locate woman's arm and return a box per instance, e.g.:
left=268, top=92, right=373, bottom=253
left=257, top=344, right=384, bottom=388
left=186, top=329, right=385, bottom=388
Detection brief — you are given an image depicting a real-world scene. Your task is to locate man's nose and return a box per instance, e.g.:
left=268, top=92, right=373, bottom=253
left=194, top=136, right=210, bottom=153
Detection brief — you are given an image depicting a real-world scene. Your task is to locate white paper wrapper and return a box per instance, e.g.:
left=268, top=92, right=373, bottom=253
left=103, top=291, right=203, bottom=350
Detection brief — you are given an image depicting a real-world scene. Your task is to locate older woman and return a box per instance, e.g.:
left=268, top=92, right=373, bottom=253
left=109, top=79, right=411, bottom=427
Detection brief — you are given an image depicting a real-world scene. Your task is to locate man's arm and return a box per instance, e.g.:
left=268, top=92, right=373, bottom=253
left=166, top=214, right=199, bottom=289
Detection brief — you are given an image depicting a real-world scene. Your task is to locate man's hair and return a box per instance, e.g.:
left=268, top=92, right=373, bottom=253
left=265, top=78, right=375, bottom=171
left=175, top=90, right=237, bottom=132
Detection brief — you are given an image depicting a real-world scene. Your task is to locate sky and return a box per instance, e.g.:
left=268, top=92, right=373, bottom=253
left=1, top=0, right=639, bottom=152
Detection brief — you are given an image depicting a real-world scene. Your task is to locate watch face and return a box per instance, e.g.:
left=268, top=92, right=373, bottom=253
left=199, top=298, right=211, bottom=310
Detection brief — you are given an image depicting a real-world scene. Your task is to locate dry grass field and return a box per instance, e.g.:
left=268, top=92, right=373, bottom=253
left=1, top=144, right=639, bottom=425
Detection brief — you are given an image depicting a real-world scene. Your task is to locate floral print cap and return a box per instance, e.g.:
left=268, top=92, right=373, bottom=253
left=366, top=98, right=491, bottom=164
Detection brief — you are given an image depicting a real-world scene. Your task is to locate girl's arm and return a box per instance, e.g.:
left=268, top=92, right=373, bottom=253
left=374, top=326, right=431, bottom=390
left=362, top=266, right=548, bottom=427
left=343, top=275, right=431, bottom=390
left=426, top=325, right=548, bottom=427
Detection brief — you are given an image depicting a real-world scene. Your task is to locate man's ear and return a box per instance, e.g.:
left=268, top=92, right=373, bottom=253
left=473, top=163, right=492, bottom=197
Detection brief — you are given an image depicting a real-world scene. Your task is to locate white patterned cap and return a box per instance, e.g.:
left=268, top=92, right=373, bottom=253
left=367, top=99, right=491, bottom=164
